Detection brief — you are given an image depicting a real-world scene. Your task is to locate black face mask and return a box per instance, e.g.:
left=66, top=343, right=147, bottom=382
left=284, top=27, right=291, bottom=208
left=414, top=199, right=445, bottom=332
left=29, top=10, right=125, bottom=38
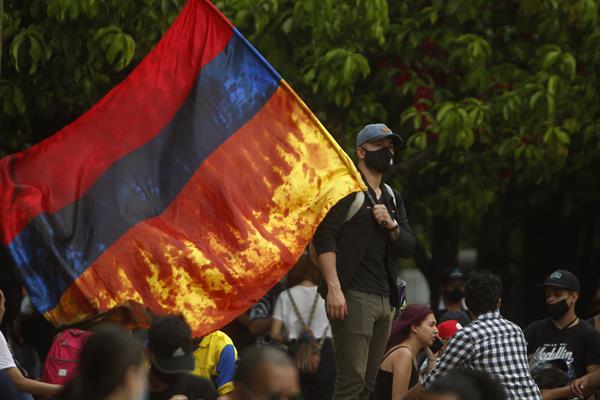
left=363, top=147, right=394, bottom=173
left=444, top=288, right=465, bottom=303
left=547, top=299, right=570, bottom=320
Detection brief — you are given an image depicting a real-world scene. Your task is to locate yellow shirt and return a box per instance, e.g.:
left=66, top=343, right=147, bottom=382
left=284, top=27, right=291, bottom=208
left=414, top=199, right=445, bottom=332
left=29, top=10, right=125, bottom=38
left=193, top=330, right=237, bottom=395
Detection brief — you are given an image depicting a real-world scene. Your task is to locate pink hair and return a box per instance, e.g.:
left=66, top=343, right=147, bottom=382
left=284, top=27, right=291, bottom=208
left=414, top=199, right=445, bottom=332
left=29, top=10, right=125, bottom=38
left=387, top=304, right=433, bottom=349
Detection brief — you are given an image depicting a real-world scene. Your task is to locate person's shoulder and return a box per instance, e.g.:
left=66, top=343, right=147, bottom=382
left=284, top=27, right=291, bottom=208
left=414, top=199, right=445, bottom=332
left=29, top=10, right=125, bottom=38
left=500, top=318, right=530, bottom=338
left=291, top=285, right=317, bottom=295
left=0, top=330, right=13, bottom=358
left=277, top=287, right=295, bottom=301
left=462, top=315, right=515, bottom=340
left=335, top=191, right=362, bottom=208
left=575, top=319, right=600, bottom=338
left=575, top=318, right=596, bottom=331
left=388, top=346, right=413, bottom=366
left=450, top=323, right=475, bottom=342
left=524, top=318, right=551, bottom=332
left=205, top=330, right=235, bottom=351
left=392, top=345, right=413, bottom=356
left=289, top=285, right=307, bottom=294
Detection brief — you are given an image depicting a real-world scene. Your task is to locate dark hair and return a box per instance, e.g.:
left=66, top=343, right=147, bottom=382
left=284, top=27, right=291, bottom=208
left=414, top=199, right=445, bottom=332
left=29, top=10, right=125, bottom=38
left=426, top=369, right=506, bottom=400
left=387, top=304, right=433, bottom=349
left=148, top=314, right=193, bottom=354
left=235, top=346, right=294, bottom=386
left=286, top=252, right=320, bottom=287
left=438, top=310, right=471, bottom=327
left=57, top=325, right=143, bottom=400
left=465, top=271, right=503, bottom=315
left=531, top=361, right=568, bottom=390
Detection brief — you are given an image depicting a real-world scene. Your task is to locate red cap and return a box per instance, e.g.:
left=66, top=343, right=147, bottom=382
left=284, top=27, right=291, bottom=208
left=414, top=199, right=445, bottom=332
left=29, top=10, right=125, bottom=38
left=437, top=320, right=462, bottom=340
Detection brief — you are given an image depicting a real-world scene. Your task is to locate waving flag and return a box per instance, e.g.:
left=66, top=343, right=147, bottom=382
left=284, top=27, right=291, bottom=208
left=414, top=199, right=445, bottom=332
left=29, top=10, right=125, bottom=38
left=0, top=0, right=364, bottom=335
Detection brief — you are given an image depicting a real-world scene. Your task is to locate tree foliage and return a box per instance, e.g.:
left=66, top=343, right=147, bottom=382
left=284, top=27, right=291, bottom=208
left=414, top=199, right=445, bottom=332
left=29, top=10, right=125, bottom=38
left=2, top=0, right=600, bottom=320
left=1, top=0, right=183, bottom=151
left=216, top=0, right=600, bottom=225
left=214, top=0, right=600, bottom=319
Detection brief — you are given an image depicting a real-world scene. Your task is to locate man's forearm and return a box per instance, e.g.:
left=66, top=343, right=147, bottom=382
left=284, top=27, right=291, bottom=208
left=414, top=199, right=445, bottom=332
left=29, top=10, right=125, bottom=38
left=541, top=386, right=572, bottom=400
left=317, top=252, right=341, bottom=289
left=6, top=367, right=61, bottom=396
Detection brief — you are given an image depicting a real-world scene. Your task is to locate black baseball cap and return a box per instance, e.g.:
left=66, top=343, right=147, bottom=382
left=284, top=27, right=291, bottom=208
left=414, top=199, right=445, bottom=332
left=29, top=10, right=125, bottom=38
left=442, top=267, right=466, bottom=283
left=148, top=315, right=195, bottom=374
left=539, top=269, right=581, bottom=292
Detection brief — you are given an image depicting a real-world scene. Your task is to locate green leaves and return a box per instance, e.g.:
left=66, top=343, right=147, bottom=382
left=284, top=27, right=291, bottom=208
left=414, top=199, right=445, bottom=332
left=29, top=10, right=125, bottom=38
left=537, top=45, right=577, bottom=80
left=0, top=81, right=26, bottom=116
left=2, top=0, right=600, bottom=245
left=542, top=48, right=561, bottom=70
left=435, top=101, right=476, bottom=151
left=574, top=0, right=598, bottom=29
left=10, top=26, right=51, bottom=74
left=47, top=0, right=101, bottom=21
left=454, top=33, right=492, bottom=67
left=302, top=48, right=372, bottom=107
left=93, top=25, right=136, bottom=71
left=1, top=0, right=187, bottom=158
left=342, top=52, right=370, bottom=85
left=543, top=126, right=570, bottom=159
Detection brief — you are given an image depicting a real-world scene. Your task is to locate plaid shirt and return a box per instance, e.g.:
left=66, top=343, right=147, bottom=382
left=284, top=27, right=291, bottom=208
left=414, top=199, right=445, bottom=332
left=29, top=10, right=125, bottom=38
left=423, top=310, right=541, bottom=400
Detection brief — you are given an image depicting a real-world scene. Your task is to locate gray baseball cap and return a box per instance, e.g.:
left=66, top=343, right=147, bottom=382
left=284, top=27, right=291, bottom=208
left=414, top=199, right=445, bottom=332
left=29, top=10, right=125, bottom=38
left=356, top=123, right=404, bottom=149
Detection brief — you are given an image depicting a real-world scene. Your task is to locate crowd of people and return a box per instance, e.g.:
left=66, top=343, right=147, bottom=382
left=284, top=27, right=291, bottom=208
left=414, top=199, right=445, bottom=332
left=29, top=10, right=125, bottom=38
left=4, top=266, right=600, bottom=400
left=2, top=123, right=600, bottom=400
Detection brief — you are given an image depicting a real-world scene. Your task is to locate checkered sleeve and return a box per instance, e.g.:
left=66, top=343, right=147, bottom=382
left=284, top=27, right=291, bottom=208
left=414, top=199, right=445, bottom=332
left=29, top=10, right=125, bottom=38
left=422, top=329, right=475, bottom=388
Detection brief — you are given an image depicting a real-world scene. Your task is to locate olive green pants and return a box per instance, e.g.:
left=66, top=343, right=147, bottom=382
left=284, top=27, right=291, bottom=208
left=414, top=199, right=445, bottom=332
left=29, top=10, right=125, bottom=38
left=330, top=290, right=392, bottom=400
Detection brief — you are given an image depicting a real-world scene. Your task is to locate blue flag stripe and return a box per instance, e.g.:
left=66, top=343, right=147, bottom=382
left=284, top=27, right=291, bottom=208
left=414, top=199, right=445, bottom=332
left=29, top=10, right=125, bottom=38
left=8, top=35, right=280, bottom=313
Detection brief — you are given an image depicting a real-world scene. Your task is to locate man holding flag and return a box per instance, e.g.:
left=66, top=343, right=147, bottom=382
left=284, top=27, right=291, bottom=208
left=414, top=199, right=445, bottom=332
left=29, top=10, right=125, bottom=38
left=313, top=123, right=416, bottom=400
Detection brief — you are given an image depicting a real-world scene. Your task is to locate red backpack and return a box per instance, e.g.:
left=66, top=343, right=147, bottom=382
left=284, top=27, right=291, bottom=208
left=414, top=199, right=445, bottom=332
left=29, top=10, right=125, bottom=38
left=41, top=329, right=92, bottom=385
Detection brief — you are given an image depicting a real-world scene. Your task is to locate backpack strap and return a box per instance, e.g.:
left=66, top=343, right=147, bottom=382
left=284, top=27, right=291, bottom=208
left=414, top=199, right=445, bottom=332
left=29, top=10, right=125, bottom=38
left=344, top=191, right=365, bottom=222
left=344, top=185, right=396, bottom=222
left=383, top=184, right=397, bottom=208
left=287, top=289, right=320, bottom=332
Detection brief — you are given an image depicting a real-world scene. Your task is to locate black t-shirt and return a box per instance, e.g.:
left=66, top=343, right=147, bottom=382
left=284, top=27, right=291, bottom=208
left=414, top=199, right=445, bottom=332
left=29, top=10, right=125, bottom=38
left=149, top=373, right=218, bottom=400
left=586, top=315, right=599, bottom=330
left=347, top=187, right=391, bottom=296
left=524, top=318, right=600, bottom=379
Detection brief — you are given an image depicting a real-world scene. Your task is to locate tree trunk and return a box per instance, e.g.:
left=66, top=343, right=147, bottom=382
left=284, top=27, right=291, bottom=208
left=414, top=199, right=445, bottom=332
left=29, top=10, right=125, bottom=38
left=0, top=0, right=4, bottom=78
